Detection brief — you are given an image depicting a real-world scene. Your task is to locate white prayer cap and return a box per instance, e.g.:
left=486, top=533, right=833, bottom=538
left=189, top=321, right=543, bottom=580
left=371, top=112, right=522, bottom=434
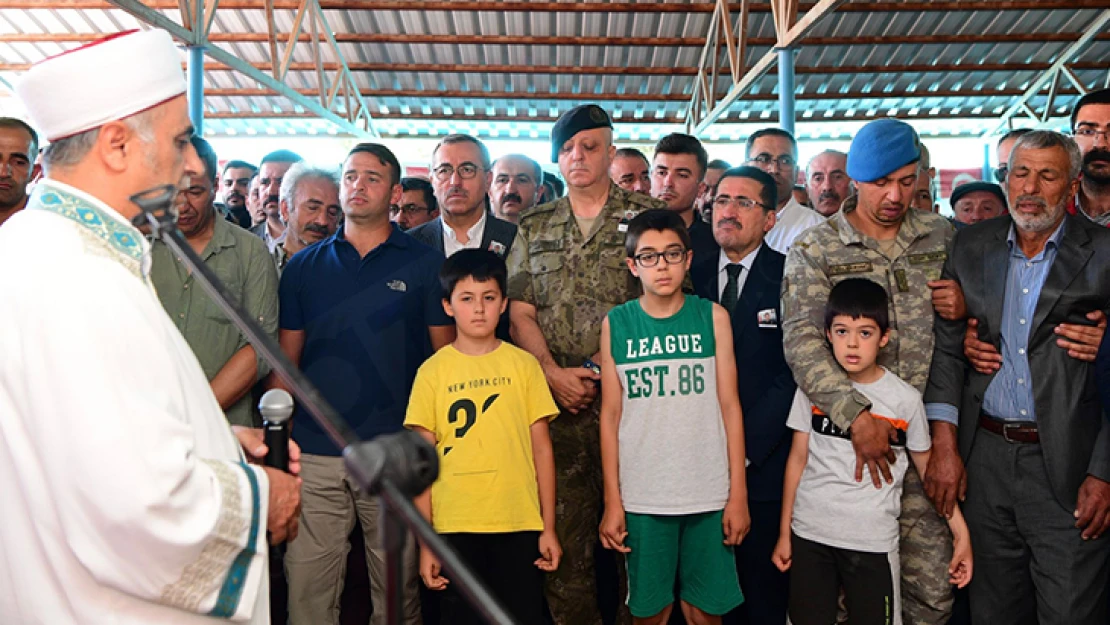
left=16, top=29, right=187, bottom=142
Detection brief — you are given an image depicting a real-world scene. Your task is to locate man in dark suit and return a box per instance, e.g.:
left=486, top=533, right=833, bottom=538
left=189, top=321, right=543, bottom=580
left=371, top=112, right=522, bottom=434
left=924, top=130, right=1110, bottom=625
left=690, top=165, right=795, bottom=625
left=406, top=133, right=518, bottom=345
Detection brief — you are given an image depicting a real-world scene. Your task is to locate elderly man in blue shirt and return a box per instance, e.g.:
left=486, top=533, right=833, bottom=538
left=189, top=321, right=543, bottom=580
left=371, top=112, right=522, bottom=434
left=924, top=130, right=1110, bottom=625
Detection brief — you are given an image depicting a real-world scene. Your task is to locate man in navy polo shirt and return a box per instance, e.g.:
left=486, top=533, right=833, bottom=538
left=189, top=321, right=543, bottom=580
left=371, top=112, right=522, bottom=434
left=279, top=143, right=454, bottom=625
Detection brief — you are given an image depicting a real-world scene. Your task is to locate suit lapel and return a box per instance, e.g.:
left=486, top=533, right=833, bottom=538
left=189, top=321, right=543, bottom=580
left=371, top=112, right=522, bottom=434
left=1032, top=217, right=1092, bottom=338
left=980, top=219, right=1011, bottom=345
left=733, top=247, right=769, bottom=328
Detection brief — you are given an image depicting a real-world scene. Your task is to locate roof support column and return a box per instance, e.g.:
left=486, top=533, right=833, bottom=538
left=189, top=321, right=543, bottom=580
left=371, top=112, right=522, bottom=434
left=777, top=47, right=796, bottom=135
left=187, top=44, right=205, bottom=135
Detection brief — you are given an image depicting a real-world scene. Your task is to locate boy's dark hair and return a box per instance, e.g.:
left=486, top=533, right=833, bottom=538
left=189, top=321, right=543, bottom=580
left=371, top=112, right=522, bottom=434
left=824, top=278, right=890, bottom=334
left=715, top=165, right=777, bottom=211
left=653, top=133, right=708, bottom=178
left=624, top=209, right=692, bottom=258
left=543, top=171, right=564, bottom=197
left=439, top=249, right=507, bottom=299
left=345, top=142, right=402, bottom=186
left=1071, top=87, right=1110, bottom=130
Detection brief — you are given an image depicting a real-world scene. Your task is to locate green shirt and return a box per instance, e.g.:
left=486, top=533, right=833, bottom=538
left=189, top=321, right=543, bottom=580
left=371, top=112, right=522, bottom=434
left=150, top=215, right=280, bottom=426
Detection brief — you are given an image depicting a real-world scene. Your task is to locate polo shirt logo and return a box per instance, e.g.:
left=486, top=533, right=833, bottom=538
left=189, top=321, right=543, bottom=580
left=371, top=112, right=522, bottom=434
left=387, top=279, right=407, bottom=292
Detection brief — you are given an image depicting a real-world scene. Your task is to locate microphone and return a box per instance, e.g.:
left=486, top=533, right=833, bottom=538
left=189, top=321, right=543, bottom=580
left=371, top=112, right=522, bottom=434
left=258, top=389, right=294, bottom=472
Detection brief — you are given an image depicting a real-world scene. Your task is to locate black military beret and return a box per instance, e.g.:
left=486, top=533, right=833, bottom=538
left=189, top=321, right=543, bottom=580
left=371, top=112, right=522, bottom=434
left=950, top=181, right=1007, bottom=209
left=550, top=104, right=613, bottom=162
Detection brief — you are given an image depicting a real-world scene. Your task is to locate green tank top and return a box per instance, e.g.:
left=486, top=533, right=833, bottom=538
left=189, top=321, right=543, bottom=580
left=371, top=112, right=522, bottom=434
left=607, top=294, right=730, bottom=515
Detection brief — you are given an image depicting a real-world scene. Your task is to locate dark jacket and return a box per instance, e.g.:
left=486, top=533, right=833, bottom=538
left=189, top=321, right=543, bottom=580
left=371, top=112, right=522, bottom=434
left=692, top=244, right=796, bottom=502
left=924, top=214, right=1110, bottom=509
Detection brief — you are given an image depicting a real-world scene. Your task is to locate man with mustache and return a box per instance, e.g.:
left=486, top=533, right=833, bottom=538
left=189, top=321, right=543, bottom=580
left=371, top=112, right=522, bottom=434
left=250, top=149, right=303, bottom=253
left=272, top=162, right=341, bottom=272
left=747, top=128, right=825, bottom=254
left=150, top=135, right=280, bottom=429
left=924, top=130, right=1110, bottom=625
left=408, top=134, right=517, bottom=260
left=219, top=159, right=257, bottom=228
left=0, top=117, right=39, bottom=228
left=698, top=158, right=732, bottom=222
left=691, top=166, right=795, bottom=625
left=506, top=104, right=665, bottom=625
left=650, top=132, right=718, bottom=262
left=610, top=147, right=652, bottom=195
left=1068, top=88, right=1110, bottom=227
left=782, top=119, right=962, bottom=625
left=491, top=153, right=542, bottom=224
left=806, top=150, right=853, bottom=217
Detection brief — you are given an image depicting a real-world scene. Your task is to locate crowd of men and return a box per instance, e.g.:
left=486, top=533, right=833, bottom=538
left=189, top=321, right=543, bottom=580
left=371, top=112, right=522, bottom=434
left=3, top=28, right=1110, bottom=625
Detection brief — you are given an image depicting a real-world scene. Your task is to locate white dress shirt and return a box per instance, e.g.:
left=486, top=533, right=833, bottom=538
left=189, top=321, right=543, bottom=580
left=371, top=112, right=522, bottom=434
left=764, top=197, right=826, bottom=255
left=442, top=210, right=488, bottom=257
left=717, top=244, right=762, bottom=301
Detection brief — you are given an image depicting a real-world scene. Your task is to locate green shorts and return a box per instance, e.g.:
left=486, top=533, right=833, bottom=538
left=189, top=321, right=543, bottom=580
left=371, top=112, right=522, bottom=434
left=624, top=510, right=744, bottom=618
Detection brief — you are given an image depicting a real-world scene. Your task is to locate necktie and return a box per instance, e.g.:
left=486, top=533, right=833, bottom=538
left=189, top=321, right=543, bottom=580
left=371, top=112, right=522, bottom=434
left=721, top=264, right=743, bottom=311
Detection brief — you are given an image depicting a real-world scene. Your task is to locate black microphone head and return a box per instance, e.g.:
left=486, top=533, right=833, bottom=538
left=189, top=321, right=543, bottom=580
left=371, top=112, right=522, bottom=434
left=259, top=389, right=294, bottom=424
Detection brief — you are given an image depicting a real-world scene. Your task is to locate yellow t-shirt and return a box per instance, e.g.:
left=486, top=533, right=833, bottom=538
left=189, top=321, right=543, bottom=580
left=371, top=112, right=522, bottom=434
left=404, top=342, right=558, bottom=534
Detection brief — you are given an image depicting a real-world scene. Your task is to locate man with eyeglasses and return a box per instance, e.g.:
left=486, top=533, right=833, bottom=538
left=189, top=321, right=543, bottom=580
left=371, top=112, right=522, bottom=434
left=408, top=134, right=517, bottom=259
left=746, top=128, right=825, bottom=254
left=782, top=119, right=962, bottom=625
left=506, top=104, right=665, bottom=625
left=1067, top=88, right=1110, bottom=227
left=691, top=165, right=795, bottom=625
left=390, top=177, right=439, bottom=231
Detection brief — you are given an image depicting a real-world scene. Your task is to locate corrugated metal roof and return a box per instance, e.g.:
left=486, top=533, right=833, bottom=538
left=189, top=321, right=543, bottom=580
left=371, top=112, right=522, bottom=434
left=1, top=1, right=1107, bottom=140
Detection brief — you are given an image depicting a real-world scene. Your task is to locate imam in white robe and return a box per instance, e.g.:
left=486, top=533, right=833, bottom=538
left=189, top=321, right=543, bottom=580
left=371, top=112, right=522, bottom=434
left=0, top=180, right=270, bottom=624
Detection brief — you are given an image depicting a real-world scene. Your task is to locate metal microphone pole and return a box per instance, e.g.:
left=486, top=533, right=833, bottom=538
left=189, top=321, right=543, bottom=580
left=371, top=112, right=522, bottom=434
left=131, top=186, right=517, bottom=625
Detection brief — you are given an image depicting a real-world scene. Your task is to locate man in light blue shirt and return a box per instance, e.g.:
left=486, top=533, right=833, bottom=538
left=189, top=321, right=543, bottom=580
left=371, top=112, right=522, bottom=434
left=924, top=130, right=1110, bottom=625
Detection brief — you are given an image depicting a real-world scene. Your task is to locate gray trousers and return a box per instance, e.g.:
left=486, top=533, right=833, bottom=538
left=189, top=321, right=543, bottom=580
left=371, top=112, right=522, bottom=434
left=964, top=428, right=1110, bottom=625
left=284, top=454, right=422, bottom=625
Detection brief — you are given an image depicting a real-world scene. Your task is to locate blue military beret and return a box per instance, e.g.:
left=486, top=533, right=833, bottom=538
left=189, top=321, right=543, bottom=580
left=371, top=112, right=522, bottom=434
left=847, top=119, right=922, bottom=183
left=550, top=104, right=613, bottom=162
left=950, top=181, right=1007, bottom=208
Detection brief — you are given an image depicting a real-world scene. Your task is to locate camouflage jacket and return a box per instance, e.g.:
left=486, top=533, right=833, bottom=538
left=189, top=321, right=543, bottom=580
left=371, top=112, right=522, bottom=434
left=782, top=197, right=956, bottom=431
left=506, top=182, right=665, bottom=366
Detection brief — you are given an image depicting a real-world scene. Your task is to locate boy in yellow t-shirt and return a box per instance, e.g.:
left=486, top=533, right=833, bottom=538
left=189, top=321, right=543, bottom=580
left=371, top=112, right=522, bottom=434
left=405, top=249, right=561, bottom=624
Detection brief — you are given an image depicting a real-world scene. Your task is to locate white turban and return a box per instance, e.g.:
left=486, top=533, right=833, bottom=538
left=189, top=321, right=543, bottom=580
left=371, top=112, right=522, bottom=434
left=16, top=29, right=187, bottom=141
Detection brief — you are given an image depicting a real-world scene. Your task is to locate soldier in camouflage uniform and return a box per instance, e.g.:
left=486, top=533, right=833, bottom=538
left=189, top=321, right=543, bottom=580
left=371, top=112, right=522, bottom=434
left=781, top=119, right=962, bottom=625
left=505, top=104, right=665, bottom=625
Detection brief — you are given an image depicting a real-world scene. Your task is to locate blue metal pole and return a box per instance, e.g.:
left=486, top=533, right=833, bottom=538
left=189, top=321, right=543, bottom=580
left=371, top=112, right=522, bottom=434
left=778, top=47, right=796, bottom=135
left=982, top=142, right=992, bottom=181
left=187, top=45, right=205, bottom=135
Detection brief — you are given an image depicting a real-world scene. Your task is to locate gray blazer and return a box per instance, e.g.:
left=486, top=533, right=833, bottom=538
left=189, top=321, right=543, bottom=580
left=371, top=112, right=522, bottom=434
left=406, top=214, right=517, bottom=259
left=924, top=213, right=1110, bottom=509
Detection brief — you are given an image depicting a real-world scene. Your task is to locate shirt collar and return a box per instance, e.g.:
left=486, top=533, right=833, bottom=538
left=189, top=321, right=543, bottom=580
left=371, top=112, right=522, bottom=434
left=1006, top=217, right=1067, bottom=260
left=718, top=243, right=761, bottom=275
left=334, top=221, right=411, bottom=249
left=443, top=210, right=487, bottom=245
left=30, top=179, right=149, bottom=264
left=777, top=196, right=803, bottom=218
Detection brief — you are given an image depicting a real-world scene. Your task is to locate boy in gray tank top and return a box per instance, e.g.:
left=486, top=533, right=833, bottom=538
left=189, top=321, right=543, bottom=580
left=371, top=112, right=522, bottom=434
left=598, top=209, right=748, bottom=624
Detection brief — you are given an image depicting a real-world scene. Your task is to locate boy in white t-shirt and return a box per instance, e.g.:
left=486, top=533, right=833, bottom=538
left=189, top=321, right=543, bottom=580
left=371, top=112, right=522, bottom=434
left=772, top=278, right=972, bottom=625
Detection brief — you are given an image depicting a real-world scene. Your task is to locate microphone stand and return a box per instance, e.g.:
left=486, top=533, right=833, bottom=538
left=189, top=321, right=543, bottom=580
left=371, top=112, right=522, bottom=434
left=131, top=186, right=517, bottom=625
